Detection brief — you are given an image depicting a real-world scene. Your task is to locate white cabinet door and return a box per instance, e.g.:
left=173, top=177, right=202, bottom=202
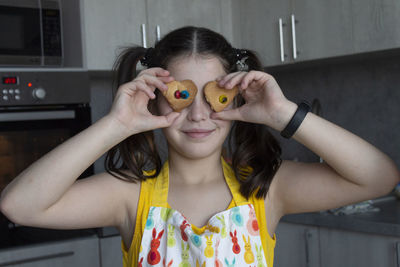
left=234, top=0, right=291, bottom=67
left=319, top=227, right=400, bottom=267
left=291, top=0, right=354, bottom=62
left=275, top=222, right=320, bottom=267
left=0, top=236, right=99, bottom=267
left=352, top=0, right=400, bottom=54
left=146, top=0, right=224, bottom=47
left=81, top=0, right=147, bottom=70
left=99, top=236, right=123, bottom=267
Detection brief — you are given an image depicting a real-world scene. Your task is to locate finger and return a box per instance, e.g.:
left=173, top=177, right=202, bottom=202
left=218, top=72, right=247, bottom=89
left=240, top=71, right=269, bottom=90
left=135, top=80, right=156, bottom=99
left=151, top=112, right=180, bottom=129
left=158, top=75, right=175, bottom=84
left=210, top=108, right=243, bottom=121
left=140, top=75, right=169, bottom=92
left=139, top=67, right=170, bottom=78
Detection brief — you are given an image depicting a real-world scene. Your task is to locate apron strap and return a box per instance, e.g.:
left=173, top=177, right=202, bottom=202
left=151, top=161, right=169, bottom=207
left=151, top=158, right=249, bottom=207
left=221, top=157, right=249, bottom=205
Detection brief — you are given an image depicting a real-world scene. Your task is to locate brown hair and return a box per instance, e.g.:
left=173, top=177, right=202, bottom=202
left=105, top=26, right=282, bottom=199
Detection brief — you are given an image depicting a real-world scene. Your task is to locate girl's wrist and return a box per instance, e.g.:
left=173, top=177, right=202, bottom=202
left=98, top=115, right=132, bottom=144
left=268, top=100, right=298, bottom=132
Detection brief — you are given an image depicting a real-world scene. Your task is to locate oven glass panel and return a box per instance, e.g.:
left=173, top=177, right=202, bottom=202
left=0, top=6, right=41, bottom=55
left=0, top=128, right=70, bottom=193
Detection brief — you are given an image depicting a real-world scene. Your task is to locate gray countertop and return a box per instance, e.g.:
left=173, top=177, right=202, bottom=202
left=281, top=196, right=400, bottom=237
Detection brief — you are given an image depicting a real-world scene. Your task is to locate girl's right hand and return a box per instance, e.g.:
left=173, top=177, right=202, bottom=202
left=107, top=68, right=179, bottom=137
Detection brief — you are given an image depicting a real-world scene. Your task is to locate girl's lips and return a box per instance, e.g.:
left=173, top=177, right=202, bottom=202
left=183, top=129, right=215, bottom=138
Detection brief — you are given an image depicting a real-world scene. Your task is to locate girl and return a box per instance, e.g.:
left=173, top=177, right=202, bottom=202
left=1, top=26, right=399, bottom=267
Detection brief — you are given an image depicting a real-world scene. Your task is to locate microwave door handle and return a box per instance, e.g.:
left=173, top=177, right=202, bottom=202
left=0, top=110, right=75, bottom=122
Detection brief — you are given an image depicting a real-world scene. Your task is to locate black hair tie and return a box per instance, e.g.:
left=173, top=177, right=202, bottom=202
left=233, top=48, right=249, bottom=71
left=140, top=47, right=154, bottom=67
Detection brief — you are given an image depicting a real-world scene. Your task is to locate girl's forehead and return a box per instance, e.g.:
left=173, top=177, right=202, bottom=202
left=167, top=56, right=226, bottom=88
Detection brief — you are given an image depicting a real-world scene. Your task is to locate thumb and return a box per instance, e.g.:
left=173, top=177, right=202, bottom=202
left=153, top=111, right=180, bottom=128
left=211, top=108, right=242, bottom=121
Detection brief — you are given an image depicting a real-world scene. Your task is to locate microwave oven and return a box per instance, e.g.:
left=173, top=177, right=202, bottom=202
left=0, top=0, right=63, bottom=67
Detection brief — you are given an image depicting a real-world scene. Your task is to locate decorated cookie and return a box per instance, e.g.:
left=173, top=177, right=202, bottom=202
left=162, top=80, right=198, bottom=112
left=204, top=81, right=239, bottom=112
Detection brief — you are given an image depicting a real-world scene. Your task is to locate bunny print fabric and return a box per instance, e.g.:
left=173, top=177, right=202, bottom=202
left=137, top=204, right=268, bottom=267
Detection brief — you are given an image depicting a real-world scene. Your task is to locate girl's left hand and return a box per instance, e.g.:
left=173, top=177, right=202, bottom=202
left=211, top=70, right=298, bottom=131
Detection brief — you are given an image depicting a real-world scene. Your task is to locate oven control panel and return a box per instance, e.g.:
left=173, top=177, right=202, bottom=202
left=0, top=71, right=90, bottom=106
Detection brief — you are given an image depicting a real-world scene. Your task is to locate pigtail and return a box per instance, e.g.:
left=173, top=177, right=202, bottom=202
left=228, top=48, right=282, bottom=199
left=105, top=46, right=162, bottom=183
left=229, top=121, right=282, bottom=199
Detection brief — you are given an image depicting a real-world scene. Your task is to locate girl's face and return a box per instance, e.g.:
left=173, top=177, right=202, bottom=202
left=157, top=55, right=232, bottom=160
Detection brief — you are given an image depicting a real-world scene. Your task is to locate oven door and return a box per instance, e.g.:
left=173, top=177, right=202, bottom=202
left=0, top=105, right=95, bottom=248
left=0, top=0, right=42, bottom=66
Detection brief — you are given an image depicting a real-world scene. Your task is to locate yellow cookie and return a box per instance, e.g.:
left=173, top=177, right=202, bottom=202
left=162, top=80, right=198, bottom=112
left=204, top=81, right=239, bottom=112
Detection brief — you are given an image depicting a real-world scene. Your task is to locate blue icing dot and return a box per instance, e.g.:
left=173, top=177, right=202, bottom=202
left=190, top=234, right=202, bottom=247
left=180, top=90, right=189, bottom=99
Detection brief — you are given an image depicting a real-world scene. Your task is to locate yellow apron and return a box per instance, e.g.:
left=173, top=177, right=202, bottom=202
left=137, top=160, right=269, bottom=267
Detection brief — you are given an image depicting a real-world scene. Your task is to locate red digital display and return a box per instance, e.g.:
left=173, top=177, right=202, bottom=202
left=2, top=77, right=18, bottom=85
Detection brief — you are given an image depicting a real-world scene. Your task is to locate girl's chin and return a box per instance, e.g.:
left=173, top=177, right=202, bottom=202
left=171, top=144, right=223, bottom=159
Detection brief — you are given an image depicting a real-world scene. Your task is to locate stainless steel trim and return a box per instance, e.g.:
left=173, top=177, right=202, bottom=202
left=156, top=25, right=161, bottom=42
left=141, top=24, right=147, bottom=48
left=0, top=110, right=75, bottom=121
left=279, top=18, right=285, bottom=62
left=0, top=0, right=39, bottom=9
left=291, top=14, right=298, bottom=60
left=38, top=0, right=45, bottom=66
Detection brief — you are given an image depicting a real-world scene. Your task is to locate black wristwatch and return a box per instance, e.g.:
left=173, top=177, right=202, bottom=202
left=280, top=101, right=311, bottom=139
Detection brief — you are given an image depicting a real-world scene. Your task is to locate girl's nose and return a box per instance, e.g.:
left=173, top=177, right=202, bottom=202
left=187, top=95, right=210, bottom=122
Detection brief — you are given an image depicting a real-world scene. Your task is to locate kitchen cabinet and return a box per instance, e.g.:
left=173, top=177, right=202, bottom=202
left=81, top=0, right=230, bottom=71
left=233, top=0, right=400, bottom=67
left=0, top=236, right=99, bottom=267
left=146, top=0, right=225, bottom=46
left=319, top=227, right=400, bottom=267
left=232, top=0, right=353, bottom=67
left=81, top=0, right=147, bottom=70
left=275, top=222, right=400, bottom=267
left=231, top=0, right=291, bottom=66
left=352, top=0, right=400, bottom=54
left=291, top=0, right=353, bottom=62
left=99, top=235, right=123, bottom=267
left=274, top=222, right=320, bottom=267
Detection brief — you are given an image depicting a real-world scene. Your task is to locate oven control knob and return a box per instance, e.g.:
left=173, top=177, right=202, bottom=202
left=32, top=88, right=46, bottom=100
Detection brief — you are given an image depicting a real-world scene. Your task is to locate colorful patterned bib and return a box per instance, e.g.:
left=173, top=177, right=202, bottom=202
left=137, top=161, right=269, bottom=267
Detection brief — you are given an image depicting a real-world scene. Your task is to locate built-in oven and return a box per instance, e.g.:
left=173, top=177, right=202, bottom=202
left=0, top=70, right=96, bottom=248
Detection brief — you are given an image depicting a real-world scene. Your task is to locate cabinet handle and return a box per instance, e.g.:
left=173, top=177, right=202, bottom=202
left=396, top=242, right=400, bottom=267
left=278, top=18, right=285, bottom=62
left=304, top=229, right=312, bottom=267
left=0, top=251, right=74, bottom=266
left=141, top=24, right=147, bottom=48
left=291, top=14, right=298, bottom=60
left=156, top=25, right=161, bottom=43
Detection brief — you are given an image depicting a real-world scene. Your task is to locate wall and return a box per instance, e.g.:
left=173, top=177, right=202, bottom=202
left=270, top=54, right=400, bottom=169
left=90, top=54, right=400, bottom=173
